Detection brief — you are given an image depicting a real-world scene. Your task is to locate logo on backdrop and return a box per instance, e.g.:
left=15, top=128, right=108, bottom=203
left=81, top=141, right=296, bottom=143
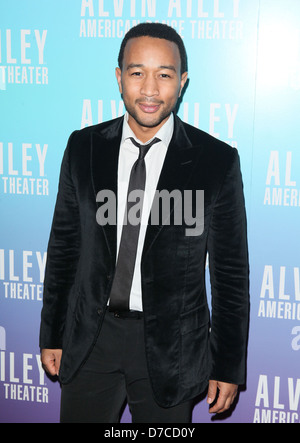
left=79, top=0, right=243, bottom=40
left=0, top=326, right=49, bottom=404
left=0, top=142, right=49, bottom=196
left=257, top=263, right=300, bottom=372
left=264, top=150, right=300, bottom=207
left=258, top=265, right=300, bottom=321
left=0, top=29, right=48, bottom=88
left=254, top=375, right=300, bottom=423
left=0, top=249, right=46, bottom=302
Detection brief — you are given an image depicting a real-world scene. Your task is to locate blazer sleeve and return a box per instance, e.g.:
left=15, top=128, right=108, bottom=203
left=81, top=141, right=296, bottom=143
left=207, top=148, right=249, bottom=385
left=39, top=131, right=81, bottom=349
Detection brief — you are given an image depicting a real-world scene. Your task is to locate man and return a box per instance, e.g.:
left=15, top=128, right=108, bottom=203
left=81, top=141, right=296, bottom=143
left=40, top=23, right=249, bottom=423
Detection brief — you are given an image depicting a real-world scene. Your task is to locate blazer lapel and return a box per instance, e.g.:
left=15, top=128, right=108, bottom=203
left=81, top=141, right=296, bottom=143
left=142, top=115, right=202, bottom=259
left=91, top=117, right=123, bottom=263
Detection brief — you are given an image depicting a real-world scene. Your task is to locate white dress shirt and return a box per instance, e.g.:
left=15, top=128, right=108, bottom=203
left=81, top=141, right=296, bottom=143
left=116, top=112, right=174, bottom=311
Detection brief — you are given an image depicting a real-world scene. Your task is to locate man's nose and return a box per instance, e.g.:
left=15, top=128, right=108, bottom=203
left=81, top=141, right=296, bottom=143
left=140, top=75, right=159, bottom=97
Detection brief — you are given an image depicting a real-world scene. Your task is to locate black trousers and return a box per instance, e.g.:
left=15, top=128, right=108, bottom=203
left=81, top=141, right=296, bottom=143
left=60, top=310, right=193, bottom=423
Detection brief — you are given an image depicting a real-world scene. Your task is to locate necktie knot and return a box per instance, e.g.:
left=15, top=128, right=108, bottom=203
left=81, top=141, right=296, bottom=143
left=129, top=137, right=160, bottom=160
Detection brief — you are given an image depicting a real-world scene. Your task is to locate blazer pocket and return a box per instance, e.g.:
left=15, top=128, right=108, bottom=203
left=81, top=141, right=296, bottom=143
left=179, top=305, right=210, bottom=388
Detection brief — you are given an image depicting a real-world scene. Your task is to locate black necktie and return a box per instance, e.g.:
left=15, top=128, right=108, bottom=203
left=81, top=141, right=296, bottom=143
left=109, top=137, right=160, bottom=312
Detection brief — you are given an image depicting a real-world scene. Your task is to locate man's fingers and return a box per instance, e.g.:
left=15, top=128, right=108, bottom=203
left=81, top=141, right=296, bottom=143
left=53, top=351, right=62, bottom=376
left=208, top=381, right=238, bottom=414
left=207, top=380, right=218, bottom=405
left=43, top=358, right=57, bottom=376
left=209, top=392, right=231, bottom=414
left=41, top=349, right=62, bottom=376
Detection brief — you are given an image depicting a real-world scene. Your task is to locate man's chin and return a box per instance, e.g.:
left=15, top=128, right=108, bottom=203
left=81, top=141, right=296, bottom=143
left=130, top=112, right=171, bottom=129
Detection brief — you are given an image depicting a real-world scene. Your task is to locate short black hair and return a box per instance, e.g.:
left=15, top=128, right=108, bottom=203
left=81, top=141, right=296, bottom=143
left=118, top=23, right=188, bottom=74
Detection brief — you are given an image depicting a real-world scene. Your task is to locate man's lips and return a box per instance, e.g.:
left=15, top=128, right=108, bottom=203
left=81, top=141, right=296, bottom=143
left=137, top=102, right=162, bottom=113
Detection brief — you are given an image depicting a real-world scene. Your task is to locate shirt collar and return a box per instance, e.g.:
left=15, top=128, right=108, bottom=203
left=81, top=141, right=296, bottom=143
left=121, top=111, right=174, bottom=149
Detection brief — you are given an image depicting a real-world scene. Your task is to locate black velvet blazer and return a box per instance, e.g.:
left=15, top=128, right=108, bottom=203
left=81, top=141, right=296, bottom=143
left=39, top=114, right=249, bottom=408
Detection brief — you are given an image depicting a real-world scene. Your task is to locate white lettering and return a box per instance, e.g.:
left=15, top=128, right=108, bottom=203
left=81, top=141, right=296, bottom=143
left=0, top=142, right=48, bottom=178
left=0, top=249, right=46, bottom=284
left=20, top=30, right=31, bottom=64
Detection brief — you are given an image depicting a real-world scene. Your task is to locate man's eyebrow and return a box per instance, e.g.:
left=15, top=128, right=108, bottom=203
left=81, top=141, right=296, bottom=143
left=126, top=63, right=144, bottom=70
left=126, top=63, right=177, bottom=72
left=159, top=65, right=177, bottom=72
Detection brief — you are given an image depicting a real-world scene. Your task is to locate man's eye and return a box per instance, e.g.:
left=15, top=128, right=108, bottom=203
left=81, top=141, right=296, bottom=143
left=160, top=73, right=171, bottom=78
left=131, top=72, right=142, bottom=76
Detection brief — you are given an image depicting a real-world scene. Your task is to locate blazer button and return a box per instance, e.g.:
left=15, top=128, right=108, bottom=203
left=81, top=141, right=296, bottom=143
left=97, top=308, right=103, bottom=316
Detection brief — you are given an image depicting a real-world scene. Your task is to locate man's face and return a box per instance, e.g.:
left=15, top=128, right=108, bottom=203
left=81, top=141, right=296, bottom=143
left=116, top=36, right=188, bottom=140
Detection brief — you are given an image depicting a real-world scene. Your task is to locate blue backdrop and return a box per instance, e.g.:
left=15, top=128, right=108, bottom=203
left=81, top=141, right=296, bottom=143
left=1, top=0, right=299, bottom=423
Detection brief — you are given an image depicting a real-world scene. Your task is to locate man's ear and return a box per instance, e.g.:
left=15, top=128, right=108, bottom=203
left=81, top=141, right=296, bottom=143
left=115, top=67, right=123, bottom=94
left=179, top=71, right=188, bottom=97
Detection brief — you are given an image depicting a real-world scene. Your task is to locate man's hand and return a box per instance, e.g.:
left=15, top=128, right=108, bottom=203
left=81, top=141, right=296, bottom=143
left=41, top=349, right=62, bottom=377
left=207, top=380, right=238, bottom=414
